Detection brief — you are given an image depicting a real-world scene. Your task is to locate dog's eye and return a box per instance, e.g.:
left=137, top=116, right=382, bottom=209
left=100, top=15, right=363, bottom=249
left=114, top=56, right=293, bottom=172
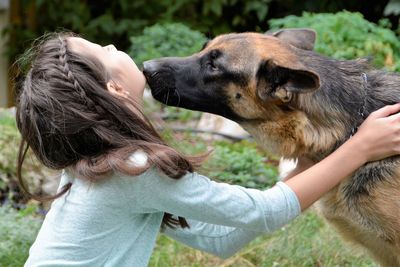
left=205, top=50, right=221, bottom=72
left=207, top=61, right=218, bottom=71
left=210, top=50, right=220, bottom=60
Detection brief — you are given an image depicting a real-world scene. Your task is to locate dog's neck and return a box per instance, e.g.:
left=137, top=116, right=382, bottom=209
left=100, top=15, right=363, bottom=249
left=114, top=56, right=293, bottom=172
left=296, top=52, right=400, bottom=160
left=349, top=73, right=369, bottom=137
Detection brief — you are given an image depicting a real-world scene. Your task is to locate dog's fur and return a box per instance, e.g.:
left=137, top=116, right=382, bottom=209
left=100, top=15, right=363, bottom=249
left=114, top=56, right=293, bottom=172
left=143, top=30, right=400, bottom=266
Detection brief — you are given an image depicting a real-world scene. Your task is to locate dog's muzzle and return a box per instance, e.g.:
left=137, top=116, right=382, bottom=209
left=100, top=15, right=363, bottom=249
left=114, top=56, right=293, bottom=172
left=143, top=59, right=177, bottom=104
left=142, top=60, right=159, bottom=78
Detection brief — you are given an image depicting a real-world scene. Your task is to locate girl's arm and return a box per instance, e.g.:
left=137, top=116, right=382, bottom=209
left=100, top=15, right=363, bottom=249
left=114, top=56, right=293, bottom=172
left=163, top=219, right=261, bottom=259
left=127, top=104, right=400, bottom=256
left=160, top=104, right=400, bottom=259
left=130, top=104, right=400, bottom=228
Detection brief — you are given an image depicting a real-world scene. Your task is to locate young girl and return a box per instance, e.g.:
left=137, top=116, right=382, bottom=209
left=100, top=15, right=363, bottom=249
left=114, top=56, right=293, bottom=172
left=17, top=33, right=400, bottom=267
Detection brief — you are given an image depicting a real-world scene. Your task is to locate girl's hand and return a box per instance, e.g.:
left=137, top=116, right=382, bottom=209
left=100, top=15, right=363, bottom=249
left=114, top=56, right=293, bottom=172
left=351, top=103, right=400, bottom=162
left=284, top=103, right=400, bottom=210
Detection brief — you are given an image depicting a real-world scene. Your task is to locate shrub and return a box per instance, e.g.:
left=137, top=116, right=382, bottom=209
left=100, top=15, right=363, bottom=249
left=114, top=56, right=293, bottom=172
left=205, top=140, right=279, bottom=189
left=0, top=205, right=41, bottom=266
left=269, top=11, right=400, bottom=72
left=161, top=131, right=278, bottom=189
left=128, top=23, right=207, bottom=67
left=0, top=109, right=53, bottom=206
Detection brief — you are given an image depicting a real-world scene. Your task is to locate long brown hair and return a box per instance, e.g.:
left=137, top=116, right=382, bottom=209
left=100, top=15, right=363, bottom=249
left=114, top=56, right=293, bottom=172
left=15, top=32, right=204, bottom=228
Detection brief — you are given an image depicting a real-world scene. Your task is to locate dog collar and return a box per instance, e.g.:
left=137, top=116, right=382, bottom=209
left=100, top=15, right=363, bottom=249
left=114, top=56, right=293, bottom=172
left=350, top=73, right=368, bottom=137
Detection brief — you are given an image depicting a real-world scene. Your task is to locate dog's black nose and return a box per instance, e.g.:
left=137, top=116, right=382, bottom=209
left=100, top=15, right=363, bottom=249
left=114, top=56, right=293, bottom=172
left=142, top=60, right=159, bottom=77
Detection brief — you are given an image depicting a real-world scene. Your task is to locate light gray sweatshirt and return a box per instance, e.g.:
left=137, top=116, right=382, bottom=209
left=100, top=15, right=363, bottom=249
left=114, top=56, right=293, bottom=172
left=25, top=152, right=300, bottom=267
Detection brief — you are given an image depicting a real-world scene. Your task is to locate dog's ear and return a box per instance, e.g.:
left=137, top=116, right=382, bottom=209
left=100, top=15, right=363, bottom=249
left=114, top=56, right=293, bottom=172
left=257, top=60, right=320, bottom=102
left=267, top=28, right=316, bottom=50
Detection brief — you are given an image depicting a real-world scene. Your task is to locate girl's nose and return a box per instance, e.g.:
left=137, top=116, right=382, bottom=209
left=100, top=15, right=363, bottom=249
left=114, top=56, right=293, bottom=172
left=104, top=44, right=117, bottom=52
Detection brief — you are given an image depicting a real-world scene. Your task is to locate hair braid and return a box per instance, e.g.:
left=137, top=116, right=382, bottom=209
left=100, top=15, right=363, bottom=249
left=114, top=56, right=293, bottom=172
left=58, top=37, right=85, bottom=97
left=58, top=37, right=103, bottom=113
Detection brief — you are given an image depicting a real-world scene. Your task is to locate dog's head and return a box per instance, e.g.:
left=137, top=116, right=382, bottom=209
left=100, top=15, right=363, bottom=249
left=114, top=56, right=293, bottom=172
left=143, top=29, right=320, bottom=123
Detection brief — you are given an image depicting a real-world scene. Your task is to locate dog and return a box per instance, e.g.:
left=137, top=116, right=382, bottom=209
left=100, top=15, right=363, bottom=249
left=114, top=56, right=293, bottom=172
left=143, top=29, right=400, bottom=266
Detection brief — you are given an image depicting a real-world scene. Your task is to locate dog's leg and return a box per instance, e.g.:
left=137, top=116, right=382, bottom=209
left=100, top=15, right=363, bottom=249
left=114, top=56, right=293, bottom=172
left=358, top=240, right=399, bottom=267
left=325, top=216, right=400, bottom=267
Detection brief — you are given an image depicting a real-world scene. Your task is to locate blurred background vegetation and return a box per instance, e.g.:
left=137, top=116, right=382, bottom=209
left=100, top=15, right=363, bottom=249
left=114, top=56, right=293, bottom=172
left=5, top=0, right=400, bottom=68
left=1, top=0, right=399, bottom=266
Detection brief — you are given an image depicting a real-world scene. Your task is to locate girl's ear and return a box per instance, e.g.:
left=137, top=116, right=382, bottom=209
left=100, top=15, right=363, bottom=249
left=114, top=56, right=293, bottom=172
left=106, top=80, right=129, bottom=98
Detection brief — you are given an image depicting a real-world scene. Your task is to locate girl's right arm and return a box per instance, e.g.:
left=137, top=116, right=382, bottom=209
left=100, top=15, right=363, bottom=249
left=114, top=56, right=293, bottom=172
left=132, top=104, right=400, bottom=227
left=127, top=103, right=400, bottom=257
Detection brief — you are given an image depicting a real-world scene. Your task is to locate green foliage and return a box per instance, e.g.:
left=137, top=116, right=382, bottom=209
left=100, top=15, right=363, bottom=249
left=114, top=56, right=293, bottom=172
left=269, top=11, right=400, bottom=72
left=5, top=1, right=398, bottom=68
left=5, top=0, right=159, bottom=60
left=205, top=140, right=278, bottom=189
left=0, top=109, right=50, bottom=206
left=164, top=107, right=202, bottom=123
left=161, top=130, right=208, bottom=156
left=5, top=0, right=272, bottom=62
left=129, top=23, right=207, bottom=67
left=0, top=109, right=23, bottom=204
left=160, top=130, right=278, bottom=189
left=0, top=205, right=41, bottom=266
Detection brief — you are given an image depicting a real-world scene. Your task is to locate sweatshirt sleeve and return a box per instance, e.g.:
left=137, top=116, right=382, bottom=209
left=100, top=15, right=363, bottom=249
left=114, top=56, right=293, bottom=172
left=130, top=167, right=301, bottom=233
left=163, top=218, right=262, bottom=259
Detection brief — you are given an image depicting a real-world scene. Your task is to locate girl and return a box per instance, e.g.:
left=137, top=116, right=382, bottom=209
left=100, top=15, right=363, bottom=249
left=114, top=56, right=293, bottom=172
left=17, top=33, right=400, bottom=266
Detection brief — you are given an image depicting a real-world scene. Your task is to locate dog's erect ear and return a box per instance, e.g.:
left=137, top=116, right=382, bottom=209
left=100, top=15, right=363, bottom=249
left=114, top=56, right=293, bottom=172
left=267, top=28, right=316, bottom=50
left=257, top=60, right=320, bottom=102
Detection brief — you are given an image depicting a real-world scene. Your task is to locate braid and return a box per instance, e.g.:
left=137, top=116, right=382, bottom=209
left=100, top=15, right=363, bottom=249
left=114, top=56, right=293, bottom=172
left=58, top=37, right=86, bottom=99
left=57, top=37, right=104, bottom=113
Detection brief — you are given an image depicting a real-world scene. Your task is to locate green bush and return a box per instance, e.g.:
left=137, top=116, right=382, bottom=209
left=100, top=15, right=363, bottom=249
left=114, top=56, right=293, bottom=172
left=0, top=109, right=51, bottom=206
left=0, top=205, right=42, bottom=266
left=0, top=109, right=25, bottom=205
left=163, top=107, right=202, bottom=123
left=161, top=130, right=278, bottom=189
left=269, top=11, right=400, bottom=72
left=205, top=140, right=278, bottom=189
left=129, top=23, right=207, bottom=67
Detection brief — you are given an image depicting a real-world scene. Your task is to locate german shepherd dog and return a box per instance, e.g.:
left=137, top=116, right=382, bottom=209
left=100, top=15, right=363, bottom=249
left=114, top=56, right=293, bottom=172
left=143, top=29, right=400, bottom=266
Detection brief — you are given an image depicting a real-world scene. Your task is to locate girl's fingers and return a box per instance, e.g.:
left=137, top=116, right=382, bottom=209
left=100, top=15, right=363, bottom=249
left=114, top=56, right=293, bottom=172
left=369, top=103, right=400, bottom=119
left=387, top=111, right=400, bottom=123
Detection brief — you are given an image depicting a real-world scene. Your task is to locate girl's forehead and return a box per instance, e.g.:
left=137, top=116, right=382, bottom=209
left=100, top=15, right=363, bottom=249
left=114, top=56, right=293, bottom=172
left=67, top=37, right=101, bottom=54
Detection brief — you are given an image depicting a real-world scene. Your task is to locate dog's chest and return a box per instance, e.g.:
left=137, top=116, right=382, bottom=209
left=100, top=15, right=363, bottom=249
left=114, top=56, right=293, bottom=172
left=241, top=120, right=306, bottom=157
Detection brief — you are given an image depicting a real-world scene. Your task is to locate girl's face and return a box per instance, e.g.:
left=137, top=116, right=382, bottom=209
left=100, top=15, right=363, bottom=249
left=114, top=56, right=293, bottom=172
left=68, top=37, right=146, bottom=105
